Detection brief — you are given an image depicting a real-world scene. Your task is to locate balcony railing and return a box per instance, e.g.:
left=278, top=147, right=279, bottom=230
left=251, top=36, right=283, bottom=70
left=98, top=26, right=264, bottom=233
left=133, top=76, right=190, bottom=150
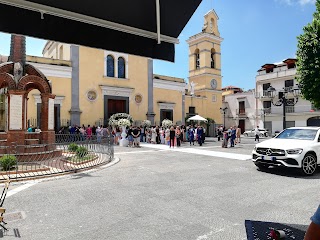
left=262, top=105, right=320, bottom=114
left=285, top=106, right=295, bottom=113
left=255, top=91, right=272, bottom=98
left=263, top=108, right=271, bottom=114
left=256, top=68, right=296, bottom=81
left=236, top=109, right=246, bottom=115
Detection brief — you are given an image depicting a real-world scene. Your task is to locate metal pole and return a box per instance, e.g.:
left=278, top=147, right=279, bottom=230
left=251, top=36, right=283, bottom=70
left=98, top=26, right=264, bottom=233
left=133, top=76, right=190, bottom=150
left=223, top=111, right=226, bottom=127
left=283, top=97, right=286, bottom=130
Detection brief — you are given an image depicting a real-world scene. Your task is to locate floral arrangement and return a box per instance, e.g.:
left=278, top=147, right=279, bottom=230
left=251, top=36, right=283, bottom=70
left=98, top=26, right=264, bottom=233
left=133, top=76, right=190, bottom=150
left=117, top=119, right=131, bottom=127
left=162, top=119, right=173, bottom=128
left=109, top=113, right=134, bottom=126
left=142, top=120, right=151, bottom=128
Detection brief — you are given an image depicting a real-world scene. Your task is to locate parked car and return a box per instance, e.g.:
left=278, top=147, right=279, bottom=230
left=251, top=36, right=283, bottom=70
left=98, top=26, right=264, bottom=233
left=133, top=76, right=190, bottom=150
left=252, top=127, right=320, bottom=175
left=243, top=128, right=268, bottom=137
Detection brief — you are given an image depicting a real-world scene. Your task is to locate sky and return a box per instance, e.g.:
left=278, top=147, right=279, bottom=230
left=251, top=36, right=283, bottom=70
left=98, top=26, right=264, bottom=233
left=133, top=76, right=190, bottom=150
left=0, top=0, right=317, bottom=90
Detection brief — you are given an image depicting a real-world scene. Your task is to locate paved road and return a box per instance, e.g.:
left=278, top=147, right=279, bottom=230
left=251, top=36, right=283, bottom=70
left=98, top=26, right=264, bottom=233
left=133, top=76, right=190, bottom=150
left=3, top=137, right=320, bottom=239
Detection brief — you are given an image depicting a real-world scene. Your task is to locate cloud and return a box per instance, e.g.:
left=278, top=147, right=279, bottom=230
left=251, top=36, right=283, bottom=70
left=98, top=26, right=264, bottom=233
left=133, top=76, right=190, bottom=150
left=276, top=0, right=315, bottom=5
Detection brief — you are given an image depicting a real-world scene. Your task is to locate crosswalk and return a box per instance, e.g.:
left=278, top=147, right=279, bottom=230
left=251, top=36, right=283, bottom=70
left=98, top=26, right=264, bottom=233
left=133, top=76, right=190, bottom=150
left=140, top=143, right=252, bottom=161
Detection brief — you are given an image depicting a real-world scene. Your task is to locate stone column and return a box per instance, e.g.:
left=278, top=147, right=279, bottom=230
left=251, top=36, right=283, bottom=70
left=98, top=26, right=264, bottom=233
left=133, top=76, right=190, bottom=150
left=6, top=90, right=26, bottom=145
left=69, top=45, right=82, bottom=125
left=40, top=93, right=56, bottom=144
left=146, top=59, right=155, bottom=124
left=24, top=93, right=29, bottom=129
left=182, top=93, right=186, bottom=125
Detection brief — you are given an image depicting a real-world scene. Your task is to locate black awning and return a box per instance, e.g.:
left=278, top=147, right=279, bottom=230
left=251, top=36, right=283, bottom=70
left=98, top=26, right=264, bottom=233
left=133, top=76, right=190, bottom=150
left=0, top=0, right=202, bottom=62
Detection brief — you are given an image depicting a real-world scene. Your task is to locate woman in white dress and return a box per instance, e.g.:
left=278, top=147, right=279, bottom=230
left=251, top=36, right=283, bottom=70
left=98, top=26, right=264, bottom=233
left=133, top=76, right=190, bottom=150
left=151, top=127, right=157, bottom=144
left=160, top=127, right=165, bottom=144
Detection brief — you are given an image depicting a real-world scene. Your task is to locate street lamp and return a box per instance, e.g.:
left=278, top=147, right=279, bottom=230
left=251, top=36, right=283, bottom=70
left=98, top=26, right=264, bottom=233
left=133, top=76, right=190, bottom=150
left=220, top=107, right=228, bottom=128
left=267, top=84, right=301, bottom=130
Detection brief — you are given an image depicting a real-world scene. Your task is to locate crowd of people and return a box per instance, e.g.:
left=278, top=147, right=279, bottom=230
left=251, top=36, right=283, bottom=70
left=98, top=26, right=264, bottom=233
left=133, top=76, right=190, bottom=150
left=58, top=124, right=110, bottom=142
left=216, top=125, right=242, bottom=148
left=112, top=124, right=207, bottom=148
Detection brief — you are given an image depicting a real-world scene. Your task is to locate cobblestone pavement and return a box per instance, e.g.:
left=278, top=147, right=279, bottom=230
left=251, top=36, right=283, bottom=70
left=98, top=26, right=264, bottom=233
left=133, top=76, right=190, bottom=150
left=2, top=136, right=320, bottom=239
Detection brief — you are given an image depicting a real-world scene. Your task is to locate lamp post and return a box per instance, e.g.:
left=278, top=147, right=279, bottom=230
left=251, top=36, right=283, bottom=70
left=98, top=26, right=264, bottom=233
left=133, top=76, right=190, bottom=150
left=267, top=85, right=300, bottom=130
left=260, top=109, right=266, bottom=129
left=220, top=107, right=228, bottom=128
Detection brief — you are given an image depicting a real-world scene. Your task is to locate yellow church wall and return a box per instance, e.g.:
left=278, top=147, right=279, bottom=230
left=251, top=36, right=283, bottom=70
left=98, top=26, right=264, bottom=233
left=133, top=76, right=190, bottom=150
left=185, top=93, right=222, bottom=124
left=50, top=76, right=72, bottom=121
left=78, top=46, right=149, bottom=125
left=153, top=88, right=182, bottom=124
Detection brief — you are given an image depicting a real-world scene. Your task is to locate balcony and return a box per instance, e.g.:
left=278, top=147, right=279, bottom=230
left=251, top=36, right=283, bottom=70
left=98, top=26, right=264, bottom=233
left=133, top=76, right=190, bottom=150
left=256, top=68, right=296, bottom=82
left=255, top=91, right=272, bottom=99
left=236, top=109, right=246, bottom=116
left=263, top=108, right=271, bottom=114
left=264, top=105, right=320, bottom=115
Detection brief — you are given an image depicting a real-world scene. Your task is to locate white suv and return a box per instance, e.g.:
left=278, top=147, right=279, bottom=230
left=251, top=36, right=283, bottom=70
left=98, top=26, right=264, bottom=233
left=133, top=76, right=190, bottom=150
left=252, top=127, right=320, bottom=175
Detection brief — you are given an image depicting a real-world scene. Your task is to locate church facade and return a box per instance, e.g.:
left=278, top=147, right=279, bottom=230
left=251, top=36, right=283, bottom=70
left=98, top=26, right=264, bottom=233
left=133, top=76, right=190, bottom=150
left=22, top=10, right=223, bottom=132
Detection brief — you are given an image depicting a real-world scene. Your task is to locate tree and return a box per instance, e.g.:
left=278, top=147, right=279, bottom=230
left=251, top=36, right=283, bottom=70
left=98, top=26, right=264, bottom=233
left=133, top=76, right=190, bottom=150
left=296, top=0, right=320, bottom=108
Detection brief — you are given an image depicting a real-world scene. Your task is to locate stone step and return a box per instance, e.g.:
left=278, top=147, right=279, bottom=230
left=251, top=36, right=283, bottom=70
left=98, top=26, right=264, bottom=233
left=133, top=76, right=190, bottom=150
left=0, top=149, right=63, bottom=162
left=0, top=147, right=8, bottom=155
left=25, top=139, right=40, bottom=145
left=23, top=145, right=46, bottom=154
left=0, top=134, right=7, bottom=141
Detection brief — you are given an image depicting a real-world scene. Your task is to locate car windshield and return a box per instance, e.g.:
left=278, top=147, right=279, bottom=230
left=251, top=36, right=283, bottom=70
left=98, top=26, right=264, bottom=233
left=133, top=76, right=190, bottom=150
left=276, top=129, right=318, bottom=140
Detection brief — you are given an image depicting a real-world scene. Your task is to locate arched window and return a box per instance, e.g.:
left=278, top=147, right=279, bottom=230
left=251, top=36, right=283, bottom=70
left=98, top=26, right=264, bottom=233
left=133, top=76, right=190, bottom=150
left=107, top=55, right=115, bottom=77
left=118, top=57, right=126, bottom=78
left=211, top=48, right=215, bottom=69
left=195, top=49, right=200, bottom=69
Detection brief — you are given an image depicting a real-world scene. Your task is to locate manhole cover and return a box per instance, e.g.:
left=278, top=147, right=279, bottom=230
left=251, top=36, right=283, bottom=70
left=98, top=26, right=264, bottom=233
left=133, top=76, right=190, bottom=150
left=4, top=211, right=25, bottom=222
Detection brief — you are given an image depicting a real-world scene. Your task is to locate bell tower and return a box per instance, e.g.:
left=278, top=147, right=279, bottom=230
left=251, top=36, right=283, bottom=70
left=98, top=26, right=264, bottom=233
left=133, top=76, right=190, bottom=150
left=187, top=9, right=223, bottom=91
left=185, top=9, right=223, bottom=126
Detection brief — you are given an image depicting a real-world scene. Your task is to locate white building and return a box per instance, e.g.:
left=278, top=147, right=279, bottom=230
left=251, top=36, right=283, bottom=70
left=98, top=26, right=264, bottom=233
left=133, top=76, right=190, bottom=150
left=255, top=58, right=320, bottom=134
left=222, top=87, right=257, bottom=133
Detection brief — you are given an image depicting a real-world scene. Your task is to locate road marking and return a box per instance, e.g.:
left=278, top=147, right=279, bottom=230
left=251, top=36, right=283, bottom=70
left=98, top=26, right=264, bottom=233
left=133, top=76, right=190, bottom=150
left=115, top=149, right=168, bottom=154
left=140, top=143, right=251, bottom=160
left=7, top=181, right=39, bottom=198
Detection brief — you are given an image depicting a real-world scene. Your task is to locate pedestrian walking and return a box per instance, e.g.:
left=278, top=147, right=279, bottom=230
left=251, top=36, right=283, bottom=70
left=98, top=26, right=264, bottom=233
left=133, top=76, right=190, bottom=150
left=222, top=130, right=228, bottom=148
left=230, top=126, right=236, bottom=147
left=188, top=126, right=195, bottom=145
left=197, top=126, right=204, bottom=146
left=176, top=126, right=181, bottom=147
left=169, top=126, right=175, bottom=148
left=236, top=125, right=241, bottom=144
left=254, top=126, right=260, bottom=142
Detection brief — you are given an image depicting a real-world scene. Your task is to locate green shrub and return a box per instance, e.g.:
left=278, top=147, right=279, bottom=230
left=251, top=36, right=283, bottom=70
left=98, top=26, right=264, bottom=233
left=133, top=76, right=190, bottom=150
left=68, top=143, right=78, bottom=152
left=76, top=146, right=88, bottom=158
left=0, top=155, right=17, bottom=171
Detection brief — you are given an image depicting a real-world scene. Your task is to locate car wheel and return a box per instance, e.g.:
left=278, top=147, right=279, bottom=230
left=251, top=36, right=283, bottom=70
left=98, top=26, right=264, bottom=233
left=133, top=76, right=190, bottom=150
left=300, top=153, right=317, bottom=175
left=244, top=133, right=248, bottom=137
left=255, top=163, right=269, bottom=170
left=259, top=133, right=264, bottom=137
left=264, top=133, right=268, bottom=137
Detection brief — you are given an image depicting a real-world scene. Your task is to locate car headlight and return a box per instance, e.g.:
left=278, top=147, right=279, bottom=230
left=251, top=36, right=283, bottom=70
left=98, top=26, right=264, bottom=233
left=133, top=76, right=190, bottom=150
left=253, top=146, right=257, bottom=151
left=286, top=149, right=303, bottom=154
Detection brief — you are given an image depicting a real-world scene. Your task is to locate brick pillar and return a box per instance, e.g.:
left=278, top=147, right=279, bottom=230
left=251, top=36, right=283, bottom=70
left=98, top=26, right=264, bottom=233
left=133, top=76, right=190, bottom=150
left=40, top=93, right=56, bottom=144
left=6, top=90, right=27, bottom=146
left=9, top=35, right=26, bottom=65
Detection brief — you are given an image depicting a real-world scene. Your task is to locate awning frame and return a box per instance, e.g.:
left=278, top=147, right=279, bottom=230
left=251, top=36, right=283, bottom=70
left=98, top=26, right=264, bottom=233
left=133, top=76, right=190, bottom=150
left=0, top=0, right=179, bottom=44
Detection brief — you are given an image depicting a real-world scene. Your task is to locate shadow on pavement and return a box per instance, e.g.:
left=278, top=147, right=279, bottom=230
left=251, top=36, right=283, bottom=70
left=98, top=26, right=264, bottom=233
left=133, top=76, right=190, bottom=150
left=256, top=166, right=320, bottom=179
